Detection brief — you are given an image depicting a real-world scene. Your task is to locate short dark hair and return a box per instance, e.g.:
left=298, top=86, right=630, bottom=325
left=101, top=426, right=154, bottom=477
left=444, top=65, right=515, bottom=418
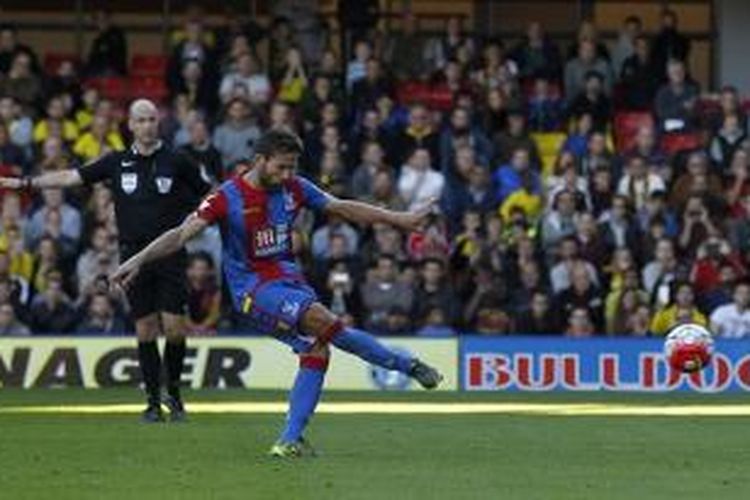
left=254, top=128, right=303, bottom=158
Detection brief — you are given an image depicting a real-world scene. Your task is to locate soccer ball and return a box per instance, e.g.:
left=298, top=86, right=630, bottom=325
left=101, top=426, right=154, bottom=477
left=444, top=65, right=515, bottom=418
left=663, top=323, right=715, bottom=373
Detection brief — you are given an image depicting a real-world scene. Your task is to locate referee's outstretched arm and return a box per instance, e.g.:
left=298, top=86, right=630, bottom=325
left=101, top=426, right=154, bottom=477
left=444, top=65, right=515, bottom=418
left=0, top=168, right=83, bottom=190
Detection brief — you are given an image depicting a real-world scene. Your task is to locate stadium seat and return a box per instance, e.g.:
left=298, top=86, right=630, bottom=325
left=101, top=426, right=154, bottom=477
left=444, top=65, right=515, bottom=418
left=84, top=77, right=129, bottom=102
left=661, top=132, right=701, bottom=155
left=43, top=52, right=79, bottom=74
left=131, top=54, right=168, bottom=77
left=428, top=86, right=454, bottom=111
left=129, top=76, right=168, bottom=102
left=395, top=81, right=431, bottom=105
left=531, top=132, right=567, bottom=177
left=614, top=111, right=654, bottom=151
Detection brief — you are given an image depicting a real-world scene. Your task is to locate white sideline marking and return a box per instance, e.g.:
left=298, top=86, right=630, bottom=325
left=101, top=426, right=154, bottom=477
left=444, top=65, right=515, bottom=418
left=2, top=402, right=750, bottom=416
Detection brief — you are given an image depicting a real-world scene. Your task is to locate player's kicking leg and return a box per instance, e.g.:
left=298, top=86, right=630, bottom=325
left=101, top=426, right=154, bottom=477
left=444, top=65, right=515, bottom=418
left=269, top=302, right=442, bottom=457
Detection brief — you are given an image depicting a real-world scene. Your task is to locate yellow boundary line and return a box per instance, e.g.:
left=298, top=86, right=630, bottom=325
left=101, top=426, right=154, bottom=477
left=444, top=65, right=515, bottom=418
left=3, top=402, right=750, bottom=416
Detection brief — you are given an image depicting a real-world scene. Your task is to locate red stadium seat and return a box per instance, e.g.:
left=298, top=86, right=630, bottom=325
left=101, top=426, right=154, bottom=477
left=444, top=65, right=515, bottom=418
left=614, top=111, right=654, bottom=151
left=661, top=132, right=701, bottom=155
left=84, top=77, right=129, bottom=102
left=44, top=52, right=79, bottom=74
left=131, top=54, right=168, bottom=77
left=129, top=76, right=168, bottom=102
left=396, top=81, right=431, bottom=106
left=428, top=86, right=454, bottom=111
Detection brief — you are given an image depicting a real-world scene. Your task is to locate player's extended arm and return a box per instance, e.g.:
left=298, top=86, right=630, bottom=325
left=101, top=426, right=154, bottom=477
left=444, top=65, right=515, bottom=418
left=0, top=169, right=83, bottom=190
left=111, top=213, right=209, bottom=288
left=325, top=198, right=434, bottom=232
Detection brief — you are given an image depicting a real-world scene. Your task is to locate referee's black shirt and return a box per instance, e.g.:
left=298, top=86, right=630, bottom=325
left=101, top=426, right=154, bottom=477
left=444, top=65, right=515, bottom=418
left=77, top=142, right=210, bottom=249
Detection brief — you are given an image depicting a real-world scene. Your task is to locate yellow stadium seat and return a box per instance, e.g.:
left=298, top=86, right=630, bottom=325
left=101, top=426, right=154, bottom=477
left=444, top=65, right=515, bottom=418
left=531, top=132, right=567, bottom=177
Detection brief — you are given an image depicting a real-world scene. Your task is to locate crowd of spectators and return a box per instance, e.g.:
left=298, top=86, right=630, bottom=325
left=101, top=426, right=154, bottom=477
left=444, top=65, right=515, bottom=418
left=1, top=4, right=750, bottom=339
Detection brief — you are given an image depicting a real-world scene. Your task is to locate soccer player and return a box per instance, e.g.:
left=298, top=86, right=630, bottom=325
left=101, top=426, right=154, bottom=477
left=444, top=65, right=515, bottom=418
left=110, top=128, right=443, bottom=457
left=0, top=99, right=210, bottom=422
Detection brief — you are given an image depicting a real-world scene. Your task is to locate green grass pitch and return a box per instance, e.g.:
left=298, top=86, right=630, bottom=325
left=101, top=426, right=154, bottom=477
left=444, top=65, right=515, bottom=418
left=1, top=389, right=749, bottom=500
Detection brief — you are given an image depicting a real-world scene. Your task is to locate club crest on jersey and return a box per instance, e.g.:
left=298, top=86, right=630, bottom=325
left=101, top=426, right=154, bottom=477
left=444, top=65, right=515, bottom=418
left=156, top=176, right=173, bottom=194
left=283, top=190, right=296, bottom=212
left=120, top=173, right=138, bottom=194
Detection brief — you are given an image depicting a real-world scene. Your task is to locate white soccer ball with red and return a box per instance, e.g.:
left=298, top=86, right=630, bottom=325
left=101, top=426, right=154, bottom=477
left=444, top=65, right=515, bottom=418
left=663, top=323, right=714, bottom=373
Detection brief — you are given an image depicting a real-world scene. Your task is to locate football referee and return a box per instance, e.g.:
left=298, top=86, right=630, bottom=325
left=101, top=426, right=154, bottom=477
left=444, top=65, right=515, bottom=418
left=0, top=99, right=210, bottom=422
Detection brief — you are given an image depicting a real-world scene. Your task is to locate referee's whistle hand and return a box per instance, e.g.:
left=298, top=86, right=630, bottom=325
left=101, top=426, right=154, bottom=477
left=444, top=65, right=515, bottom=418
left=0, top=177, right=23, bottom=189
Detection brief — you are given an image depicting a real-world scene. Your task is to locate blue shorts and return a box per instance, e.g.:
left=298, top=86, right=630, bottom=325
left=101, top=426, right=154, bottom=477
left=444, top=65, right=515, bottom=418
left=239, top=279, right=318, bottom=354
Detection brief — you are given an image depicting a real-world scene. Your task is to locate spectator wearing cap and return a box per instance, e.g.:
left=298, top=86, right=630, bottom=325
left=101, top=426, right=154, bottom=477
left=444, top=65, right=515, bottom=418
left=650, top=281, right=706, bottom=335
left=212, top=98, right=261, bottom=172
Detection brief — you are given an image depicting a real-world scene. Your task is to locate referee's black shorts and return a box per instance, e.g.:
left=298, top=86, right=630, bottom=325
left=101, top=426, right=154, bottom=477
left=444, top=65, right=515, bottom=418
left=121, top=244, right=188, bottom=320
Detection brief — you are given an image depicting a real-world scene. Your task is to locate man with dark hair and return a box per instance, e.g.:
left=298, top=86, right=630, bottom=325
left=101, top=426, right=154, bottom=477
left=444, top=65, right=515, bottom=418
left=112, top=127, right=442, bottom=457
left=0, top=99, right=210, bottom=422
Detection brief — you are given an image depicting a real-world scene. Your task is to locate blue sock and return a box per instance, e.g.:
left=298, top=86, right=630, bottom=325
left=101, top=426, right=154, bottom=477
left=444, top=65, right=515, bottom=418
left=331, top=327, right=413, bottom=373
left=280, top=362, right=326, bottom=443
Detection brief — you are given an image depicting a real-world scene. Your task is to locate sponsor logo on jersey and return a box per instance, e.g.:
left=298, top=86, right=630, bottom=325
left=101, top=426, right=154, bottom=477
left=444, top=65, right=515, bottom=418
left=283, top=190, right=296, bottom=212
left=252, top=224, right=290, bottom=257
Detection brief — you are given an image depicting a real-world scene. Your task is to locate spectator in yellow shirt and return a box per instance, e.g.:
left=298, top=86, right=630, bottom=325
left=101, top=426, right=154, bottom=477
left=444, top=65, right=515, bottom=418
left=33, top=95, right=79, bottom=144
left=73, top=114, right=124, bottom=162
left=650, top=281, right=708, bottom=335
left=75, top=87, right=100, bottom=131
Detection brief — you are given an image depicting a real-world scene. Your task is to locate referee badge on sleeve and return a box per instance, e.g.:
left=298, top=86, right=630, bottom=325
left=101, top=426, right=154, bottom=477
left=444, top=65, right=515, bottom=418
left=121, top=173, right=138, bottom=194
left=156, top=176, right=173, bottom=194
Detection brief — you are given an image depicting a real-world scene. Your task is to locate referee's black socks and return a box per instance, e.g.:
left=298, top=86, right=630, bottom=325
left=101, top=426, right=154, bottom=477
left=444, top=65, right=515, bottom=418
left=137, top=341, right=162, bottom=407
left=164, top=339, right=186, bottom=401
